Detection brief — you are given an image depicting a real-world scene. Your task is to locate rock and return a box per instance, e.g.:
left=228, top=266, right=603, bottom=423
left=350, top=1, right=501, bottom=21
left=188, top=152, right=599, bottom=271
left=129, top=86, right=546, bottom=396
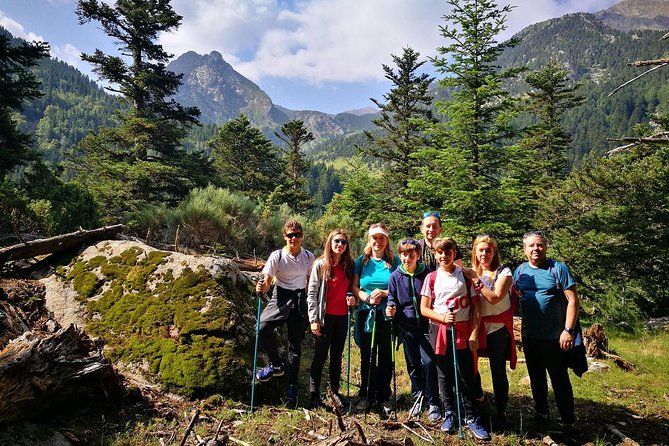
left=587, top=361, right=610, bottom=373
left=646, top=317, right=669, bottom=332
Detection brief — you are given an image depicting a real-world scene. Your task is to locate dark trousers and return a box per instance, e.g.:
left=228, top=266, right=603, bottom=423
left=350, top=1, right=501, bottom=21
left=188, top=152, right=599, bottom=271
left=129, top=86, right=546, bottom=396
left=258, top=308, right=308, bottom=386
left=310, top=314, right=348, bottom=397
left=487, top=327, right=511, bottom=414
left=357, top=309, right=392, bottom=403
left=401, top=324, right=440, bottom=407
left=432, top=325, right=476, bottom=419
left=523, top=337, right=575, bottom=424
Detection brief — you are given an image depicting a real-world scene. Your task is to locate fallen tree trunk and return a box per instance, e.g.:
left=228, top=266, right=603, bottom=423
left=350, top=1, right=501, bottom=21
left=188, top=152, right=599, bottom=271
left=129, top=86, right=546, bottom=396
left=0, top=225, right=125, bottom=264
left=0, top=324, right=122, bottom=423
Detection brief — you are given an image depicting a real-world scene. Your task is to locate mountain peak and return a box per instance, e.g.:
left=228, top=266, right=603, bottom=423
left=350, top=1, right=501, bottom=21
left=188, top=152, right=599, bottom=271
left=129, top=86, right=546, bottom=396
left=596, top=0, right=669, bottom=32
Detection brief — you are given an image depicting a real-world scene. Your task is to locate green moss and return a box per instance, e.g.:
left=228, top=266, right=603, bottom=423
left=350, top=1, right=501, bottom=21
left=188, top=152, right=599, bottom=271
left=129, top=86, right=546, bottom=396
left=61, top=247, right=250, bottom=399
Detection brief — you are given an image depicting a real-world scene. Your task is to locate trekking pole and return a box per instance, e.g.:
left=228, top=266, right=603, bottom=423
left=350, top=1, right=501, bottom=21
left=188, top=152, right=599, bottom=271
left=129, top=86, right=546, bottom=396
left=346, top=292, right=353, bottom=414
left=249, top=279, right=264, bottom=414
left=364, top=306, right=377, bottom=422
left=390, top=318, right=397, bottom=421
left=448, top=303, right=464, bottom=439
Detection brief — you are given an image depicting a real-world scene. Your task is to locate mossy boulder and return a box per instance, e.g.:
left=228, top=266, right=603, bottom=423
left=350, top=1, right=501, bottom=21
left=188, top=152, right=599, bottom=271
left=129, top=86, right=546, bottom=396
left=44, top=240, right=257, bottom=399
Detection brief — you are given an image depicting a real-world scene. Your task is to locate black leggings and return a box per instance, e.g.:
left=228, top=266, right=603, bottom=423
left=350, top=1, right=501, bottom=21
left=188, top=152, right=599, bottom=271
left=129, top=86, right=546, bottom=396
left=309, top=314, right=349, bottom=396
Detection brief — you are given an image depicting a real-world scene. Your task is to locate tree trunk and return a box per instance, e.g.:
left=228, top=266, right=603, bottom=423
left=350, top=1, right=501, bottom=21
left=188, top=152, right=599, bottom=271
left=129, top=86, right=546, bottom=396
left=0, top=225, right=125, bottom=264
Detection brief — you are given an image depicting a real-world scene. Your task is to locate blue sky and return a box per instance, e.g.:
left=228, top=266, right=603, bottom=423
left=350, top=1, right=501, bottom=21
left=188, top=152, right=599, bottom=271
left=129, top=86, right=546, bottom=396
left=1, top=0, right=619, bottom=114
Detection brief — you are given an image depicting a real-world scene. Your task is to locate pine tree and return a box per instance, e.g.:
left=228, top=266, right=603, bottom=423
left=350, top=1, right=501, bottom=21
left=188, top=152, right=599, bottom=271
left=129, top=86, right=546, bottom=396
left=521, top=61, right=585, bottom=179
left=0, top=34, right=49, bottom=177
left=411, top=0, right=524, bottom=242
left=209, top=114, right=284, bottom=200
left=359, top=47, right=436, bottom=233
left=70, top=0, right=212, bottom=217
left=274, top=120, right=314, bottom=214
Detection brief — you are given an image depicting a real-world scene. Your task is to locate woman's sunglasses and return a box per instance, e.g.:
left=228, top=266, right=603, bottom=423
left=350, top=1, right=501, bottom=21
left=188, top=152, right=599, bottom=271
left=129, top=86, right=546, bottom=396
left=333, top=238, right=348, bottom=245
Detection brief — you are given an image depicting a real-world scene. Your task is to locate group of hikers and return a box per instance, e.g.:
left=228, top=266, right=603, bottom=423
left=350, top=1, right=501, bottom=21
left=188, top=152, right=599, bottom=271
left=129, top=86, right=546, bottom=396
left=252, top=213, right=580, bottom=441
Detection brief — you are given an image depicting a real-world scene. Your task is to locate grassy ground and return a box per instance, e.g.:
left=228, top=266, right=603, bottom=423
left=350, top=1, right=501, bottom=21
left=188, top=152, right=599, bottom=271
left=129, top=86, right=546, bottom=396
left=3, top=326, right=667, bottom=445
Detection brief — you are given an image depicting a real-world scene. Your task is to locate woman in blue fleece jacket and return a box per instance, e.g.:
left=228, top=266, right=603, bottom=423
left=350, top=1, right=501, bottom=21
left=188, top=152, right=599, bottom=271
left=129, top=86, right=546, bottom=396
left=386, top=239, right=441, bottom=421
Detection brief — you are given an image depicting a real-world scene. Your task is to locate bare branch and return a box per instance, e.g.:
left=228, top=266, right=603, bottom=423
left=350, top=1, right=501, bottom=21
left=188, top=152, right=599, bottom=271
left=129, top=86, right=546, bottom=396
left=629, top=58, right=669, bottom=67
left=608, top=63, right=669, bottom=97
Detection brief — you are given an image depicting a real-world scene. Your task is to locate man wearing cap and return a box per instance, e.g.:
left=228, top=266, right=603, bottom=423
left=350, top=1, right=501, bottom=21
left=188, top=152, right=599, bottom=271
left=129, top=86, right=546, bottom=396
left=417, top=212, right=463, bottom=271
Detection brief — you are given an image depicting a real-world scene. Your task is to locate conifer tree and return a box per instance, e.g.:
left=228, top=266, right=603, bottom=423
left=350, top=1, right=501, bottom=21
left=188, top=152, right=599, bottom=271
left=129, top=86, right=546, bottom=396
left=521, top=61, right=585, bottom=179
left=209, top=114, right=284, bottom=200
left=411, top=0, right=523, bottom=241
left=0, top=34, right=49, bottom=177
left=360, top=47, right=435, bottom=234
left=71, top=0, right=211, bottom=217
left=274, top=120, right=314, bottom=214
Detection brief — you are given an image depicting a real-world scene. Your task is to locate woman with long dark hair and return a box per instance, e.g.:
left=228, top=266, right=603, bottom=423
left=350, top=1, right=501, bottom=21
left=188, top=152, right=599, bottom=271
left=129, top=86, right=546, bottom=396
left=307, top=229, right=355, bottom=408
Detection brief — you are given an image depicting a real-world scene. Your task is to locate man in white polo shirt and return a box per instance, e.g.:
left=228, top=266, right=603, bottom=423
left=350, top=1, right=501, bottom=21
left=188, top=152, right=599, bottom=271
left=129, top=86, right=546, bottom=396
left=255, top=219, right=315, bottom=407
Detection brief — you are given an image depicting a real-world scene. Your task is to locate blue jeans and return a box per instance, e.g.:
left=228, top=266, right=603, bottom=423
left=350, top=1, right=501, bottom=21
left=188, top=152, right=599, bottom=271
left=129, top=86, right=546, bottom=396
left=400, top=324, right=440, bottom=407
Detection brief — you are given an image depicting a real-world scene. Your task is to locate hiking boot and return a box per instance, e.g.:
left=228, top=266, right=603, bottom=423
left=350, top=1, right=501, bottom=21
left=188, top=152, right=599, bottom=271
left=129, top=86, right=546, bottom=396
left=380, top=401, right=394, bottom=418
left=561, top=423, right=576, bottom=437
left=440, top=410, right=456, bottom=433
left=492, top=413, right=508, bottom=432
left=427, top=404, right=441, bottom=422
left=332, top=393, right=347, bottom=410
left=533, top=410, right=549, bottom=424
left=355, top=398, right=368, bottom=413
left=409, top=398, right=423, bottom=418
left=256, top=363, right=284, bottom=382
left=285, top=384, right=298, bottom=408
left=466, top=416, right=491, bottom=441
left=309, top=392, right=324, bottom=409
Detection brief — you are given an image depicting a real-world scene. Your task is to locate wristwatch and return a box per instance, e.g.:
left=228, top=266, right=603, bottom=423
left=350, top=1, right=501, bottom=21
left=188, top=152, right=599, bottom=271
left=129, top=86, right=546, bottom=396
left=564, top=327, right=575, bottom=336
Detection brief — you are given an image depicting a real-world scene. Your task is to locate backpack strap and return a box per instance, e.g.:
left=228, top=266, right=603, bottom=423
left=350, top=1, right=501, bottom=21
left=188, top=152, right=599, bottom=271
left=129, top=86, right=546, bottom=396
left=429, top=270, right=437, bottom=296
left=549, top=260, right=562, bottom=291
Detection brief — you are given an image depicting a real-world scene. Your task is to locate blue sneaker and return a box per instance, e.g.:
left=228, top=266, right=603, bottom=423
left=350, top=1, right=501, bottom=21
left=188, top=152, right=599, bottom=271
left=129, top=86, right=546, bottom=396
left=256, top=363, right=284, bottom=382
left=427, top=404, right=442, bottom=422
left=440, top=411, right=456, bottom=433
left=466, top=416, right=491, bottom=441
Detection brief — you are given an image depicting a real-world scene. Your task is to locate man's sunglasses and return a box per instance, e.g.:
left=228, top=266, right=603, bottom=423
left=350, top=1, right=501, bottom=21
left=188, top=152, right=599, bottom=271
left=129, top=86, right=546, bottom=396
left=423, top=211, right=440, bottom=218
left=285, top=232, right=302, bottom=239
left=333, top=238, right=348, bottom=245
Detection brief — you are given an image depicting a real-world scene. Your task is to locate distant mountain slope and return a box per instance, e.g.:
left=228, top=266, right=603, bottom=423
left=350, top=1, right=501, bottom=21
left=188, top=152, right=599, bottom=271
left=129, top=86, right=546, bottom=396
left=498, top=13, right=669, bottom=163
left=167, top=51, right=376, bottom=142
left=596, top=0, right=669, bottom=32
left=0, top=27, right=121, bottom=167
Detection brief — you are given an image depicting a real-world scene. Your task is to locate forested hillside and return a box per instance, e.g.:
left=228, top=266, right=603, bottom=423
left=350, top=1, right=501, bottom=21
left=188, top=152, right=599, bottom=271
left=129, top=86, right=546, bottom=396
left=498, top=13, right=669, bottom=165
left=0, top=27, right=121, bottom=167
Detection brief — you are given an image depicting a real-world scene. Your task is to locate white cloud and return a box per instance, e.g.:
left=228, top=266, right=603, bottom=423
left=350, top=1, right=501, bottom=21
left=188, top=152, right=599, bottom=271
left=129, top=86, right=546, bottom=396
left=0, top=11, right=46, bottom=43
left=162, top=0, right=620, bottom=86
left=52, top=43, right=86, bottom=70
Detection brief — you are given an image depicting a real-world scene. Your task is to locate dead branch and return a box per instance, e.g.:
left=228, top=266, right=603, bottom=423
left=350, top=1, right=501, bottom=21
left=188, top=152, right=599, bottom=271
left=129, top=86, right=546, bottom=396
left=353, top=421, right=367, bottom=444
left=179, top=409, right=200, bottom=446
left=608, top=63, right=668, bottom=97
left=629, top=58, right=669, bottom=67
left=400, top=422, right=433, bottom=443
left=606, top=424, right=640, bottom=446
left=228, top=436, right=251, bottom=446
left=543, top=435, right=558, bottom=446
left=0, top=225, right=125, bottom=264
left=328, top=387, right=346, bottom=432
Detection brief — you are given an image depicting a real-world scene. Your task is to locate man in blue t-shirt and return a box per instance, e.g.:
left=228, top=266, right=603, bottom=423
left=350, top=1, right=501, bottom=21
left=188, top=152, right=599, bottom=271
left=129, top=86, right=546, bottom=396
left=514, top=231, right=580, bottom=431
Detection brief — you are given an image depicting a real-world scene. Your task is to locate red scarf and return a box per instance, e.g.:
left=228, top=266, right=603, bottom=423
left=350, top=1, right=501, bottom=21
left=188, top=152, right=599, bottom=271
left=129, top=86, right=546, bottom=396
left=477, top=307, right=517, bottom=369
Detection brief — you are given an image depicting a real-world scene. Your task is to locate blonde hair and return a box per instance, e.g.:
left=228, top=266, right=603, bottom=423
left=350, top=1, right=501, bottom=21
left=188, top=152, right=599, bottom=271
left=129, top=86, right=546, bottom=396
left=362, top=223, right=395, bottom=267
left=471, top=234, right=501, bottom=275
left=320, top=229, right=354, bottom=281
